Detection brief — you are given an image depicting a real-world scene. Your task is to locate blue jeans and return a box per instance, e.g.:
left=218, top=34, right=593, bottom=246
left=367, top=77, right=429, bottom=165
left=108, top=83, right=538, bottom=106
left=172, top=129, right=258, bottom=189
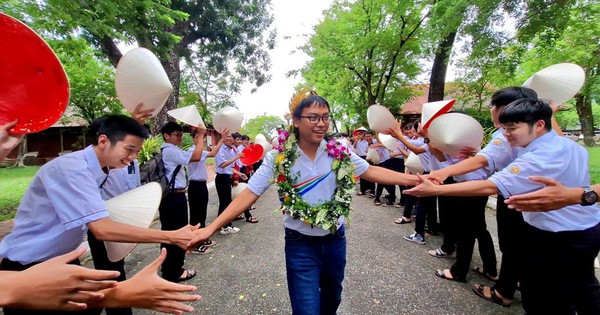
left=284, top=225, right=347, bottom=315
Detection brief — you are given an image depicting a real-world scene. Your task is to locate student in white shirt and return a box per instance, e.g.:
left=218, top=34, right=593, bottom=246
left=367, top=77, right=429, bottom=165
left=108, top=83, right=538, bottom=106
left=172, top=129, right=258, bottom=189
left=189, top=94, right=420, bottom=314
left=405, top=99, right=600, bottom=314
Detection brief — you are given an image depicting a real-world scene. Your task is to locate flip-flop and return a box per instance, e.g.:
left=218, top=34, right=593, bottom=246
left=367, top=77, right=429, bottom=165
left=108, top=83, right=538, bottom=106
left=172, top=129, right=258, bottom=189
left=394, top=217, right=412, bottom=224
left=434, top=269, right=466, bottom=283
left=202, top=239, right=216, bottom=247
left=175, top=269, right=197, bottom=283
left=473, top=266, right=498, bottom=282
left=472, top=284, right=512, bottom=307
left=246, top=217, right=259, bottom=223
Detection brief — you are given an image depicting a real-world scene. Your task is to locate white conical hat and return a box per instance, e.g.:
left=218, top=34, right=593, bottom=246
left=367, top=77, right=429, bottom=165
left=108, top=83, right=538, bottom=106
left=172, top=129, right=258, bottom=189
left=232, top=183, right=248, bottom=199
left=104, top=182, right=162, bottom=262
left=255, top=133, right=267, bottom=143
left=366, top=148, right=380, bottom=164
left=367, top=104, right=396, bottom=133
left=255, top=138, right=272, bottom=158
left=356, top=126, right=368, bottom=132
left=522, top=63, right=585, bottom=105
left=421, top=99, right=455, bottom=129
left=212, top=106, right=243, bottom=133
left=167, top=105, right=205, bottom=128
left=378, top=133, right=398, bottom=151
left=115, top=47, right=173, bottom=117
left=428, top=113, right=483, bottom=156
left=405, top=152, right=424, bottom=174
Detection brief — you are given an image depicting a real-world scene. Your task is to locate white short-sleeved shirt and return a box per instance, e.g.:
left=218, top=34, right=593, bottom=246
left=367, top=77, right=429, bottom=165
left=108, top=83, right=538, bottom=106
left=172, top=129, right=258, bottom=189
left=248, top=140, right=369, bottom=236
left=187, top=145, right=209, bottom=181
left=100, top=160, right=141, bottom=200
left=477, top=129, right=521, bottom=176
left=392, top=139, right=408, bottom=159
left=408, top=138, right=430, bottom=172
left=376, top=146, right=391, bottom=163
left=355, top=139, right=369, bottom=156
left=489, top=131, right=600, bottom=232
left=0, top=146, right=109, bottom=264
left=423, top=144, right=451, bottom=171
left=236, top=145, right=245, bottom=168
left=215, top=144, right=238, bottom=175
left=161, top=143, right=191, bottom=189
left=443, top=154, right=488, bottom=182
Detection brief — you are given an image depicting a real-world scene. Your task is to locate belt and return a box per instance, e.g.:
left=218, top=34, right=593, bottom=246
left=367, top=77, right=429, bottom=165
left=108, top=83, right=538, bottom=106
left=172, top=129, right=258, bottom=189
left=170, top=188, right=186, bottom=193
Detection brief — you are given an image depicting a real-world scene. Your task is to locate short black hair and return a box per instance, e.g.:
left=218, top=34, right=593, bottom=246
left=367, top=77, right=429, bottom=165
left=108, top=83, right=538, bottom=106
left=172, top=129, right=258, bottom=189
left=499, top=98, right=552, bottom=131
left=490, top=87, right=538, bottom=108
left=231, top=132, right=242, bottom=140
left=241, top=135, right=250, bottom=141
left=160, top=121, right=183, bottom=139
left=412, top=120, right=420, bottom=131
left=89, top=116, right=109, bottom=145
left=365, top=130, right=374, bottom=136
left=292, top=95, right=330, bottom=119
left=97, top=115, right=149, bottom=145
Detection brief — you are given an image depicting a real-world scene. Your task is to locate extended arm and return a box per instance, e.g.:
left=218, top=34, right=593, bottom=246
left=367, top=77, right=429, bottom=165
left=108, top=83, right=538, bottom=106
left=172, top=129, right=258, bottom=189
left=360, top=165, right=420, bottom=186
left=428, top=155, right=489, bottom=184
left=505, top=177, right=599, bottom=211
left=405, top=175, right=499, bottom=197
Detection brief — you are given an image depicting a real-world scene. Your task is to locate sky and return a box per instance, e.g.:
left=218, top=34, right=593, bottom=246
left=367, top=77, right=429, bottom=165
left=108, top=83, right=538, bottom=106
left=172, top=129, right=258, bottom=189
left=232, top=0, right=334, bottom=122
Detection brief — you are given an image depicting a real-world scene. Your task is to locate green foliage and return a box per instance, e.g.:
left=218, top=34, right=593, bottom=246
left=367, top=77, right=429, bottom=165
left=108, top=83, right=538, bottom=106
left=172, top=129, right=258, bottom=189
left=0, top=166, right=40, bottom=221
left=138, top=135, right=163, bottom=166
left=586, top=146, right=600, bottom=184
left=241, top=115, right=285, bottom=141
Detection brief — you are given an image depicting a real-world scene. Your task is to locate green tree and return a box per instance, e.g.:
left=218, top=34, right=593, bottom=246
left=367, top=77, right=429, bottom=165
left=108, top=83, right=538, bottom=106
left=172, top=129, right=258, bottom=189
left=240, top=115, right=285, bottom=142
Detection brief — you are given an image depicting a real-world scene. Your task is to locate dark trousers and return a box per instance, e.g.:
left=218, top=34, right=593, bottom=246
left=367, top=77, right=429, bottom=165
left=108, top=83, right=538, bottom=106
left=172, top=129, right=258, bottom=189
left=437, top=178, right=458, bottom=254
left=492, top=195, right=528, bottom=299
left=188, top=180, right=209, bottom=228
left=402, top=193, right=417, bottom=218
left=449, top=196, right=497, bottom=282
left=87, top=231, right=132, bottom=315
left=521, top=222, right=600, bottom=315
left=374, top=159, right=398, bottom=202
left=215, top=173, right=233, bottom=228
left=0, top=258, right=101, bottom=315
left=414, top=195, right=437, bottom=236
left=158, top=191, right=188, bottom=281
left=359, top=156, right=375, bottom=194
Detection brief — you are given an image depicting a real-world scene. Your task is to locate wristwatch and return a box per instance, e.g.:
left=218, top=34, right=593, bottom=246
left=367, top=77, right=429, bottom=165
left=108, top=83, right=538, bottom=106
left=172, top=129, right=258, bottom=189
left=581, top=186, right=599, bottom=206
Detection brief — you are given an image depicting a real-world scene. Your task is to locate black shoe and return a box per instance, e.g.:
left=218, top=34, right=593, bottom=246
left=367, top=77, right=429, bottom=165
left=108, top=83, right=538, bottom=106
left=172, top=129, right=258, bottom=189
left=424, top=228, right=440, bottom=236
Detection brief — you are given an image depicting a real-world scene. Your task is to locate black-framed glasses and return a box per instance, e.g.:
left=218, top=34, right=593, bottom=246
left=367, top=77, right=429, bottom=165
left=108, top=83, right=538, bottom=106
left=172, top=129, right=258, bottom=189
left=300, top=115, right=331, bottom=124
left=169, top=132, right=183, bottom=138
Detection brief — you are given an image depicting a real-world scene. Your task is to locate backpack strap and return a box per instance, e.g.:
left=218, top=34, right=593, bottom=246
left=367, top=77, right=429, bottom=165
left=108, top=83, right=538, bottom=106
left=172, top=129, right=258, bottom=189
left=161, top=148, right=183, bottom=190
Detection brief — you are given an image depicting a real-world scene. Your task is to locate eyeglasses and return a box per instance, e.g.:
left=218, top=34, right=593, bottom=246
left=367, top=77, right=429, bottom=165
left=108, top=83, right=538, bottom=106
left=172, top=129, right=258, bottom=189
left=300, top=115, right=331, bottom=124
left=169, top=133, right=183, bottom=139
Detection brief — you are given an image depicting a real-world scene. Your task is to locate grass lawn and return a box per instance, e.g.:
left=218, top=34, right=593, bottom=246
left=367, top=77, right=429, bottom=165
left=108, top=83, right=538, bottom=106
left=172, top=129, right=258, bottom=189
left=0, top=166, right=40, bottom=221
left=587, top=146, right=600, bottom=184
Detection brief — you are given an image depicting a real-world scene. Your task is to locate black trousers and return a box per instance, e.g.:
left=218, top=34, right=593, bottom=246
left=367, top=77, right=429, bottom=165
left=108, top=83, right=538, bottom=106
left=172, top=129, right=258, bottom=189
left=492, top=195, right=528, bottom=299
left=188, top=180, right=209, bottom=228
left=437, top=178, right=459, bottom=254
left=358, top=156, right=375, bottom=194
left=521, top=222, right=600, bottom=315
left=375, top=159, right=398, bottom=202
left=414, top=195, right=437, bottom=236
left=87, top=231, right=132, bottom=315
left=158, top=191, right=188, bottom=281
left=449, top=195, right=497, bottom=282
left=215, top=173, right=233, bottom=228
left=0, top=258, right=101, bottom=315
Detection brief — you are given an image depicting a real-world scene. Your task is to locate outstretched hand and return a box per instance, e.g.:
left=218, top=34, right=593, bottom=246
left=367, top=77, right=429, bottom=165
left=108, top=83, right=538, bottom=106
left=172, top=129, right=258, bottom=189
left=100, top=248, right=201, bottom=314
left=0, top=120, right=24, bottom=161
left=131, top=103, right=154, bottom=125
left=403, top=174, right=439, bottom=197
left=505, top=176, right=579, bottom=212
left=4, top=247, right=120, bottom=310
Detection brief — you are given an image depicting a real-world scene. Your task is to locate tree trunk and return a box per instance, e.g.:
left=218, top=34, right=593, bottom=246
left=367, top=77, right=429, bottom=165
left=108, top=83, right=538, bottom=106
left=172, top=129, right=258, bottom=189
left=15, top=136, right=27, bottom=167
left=428, top=32, right=457, bottom=102
left=575, top=94, right=596, bottom=147
left=150, top=52, right=182, bottom=136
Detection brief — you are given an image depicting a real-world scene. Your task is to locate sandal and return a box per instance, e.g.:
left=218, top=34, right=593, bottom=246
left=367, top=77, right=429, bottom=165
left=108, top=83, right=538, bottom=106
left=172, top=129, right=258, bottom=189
left=245, top=217, right=259, bottom=223
left=473, top=266, right=498, bottom=282
left=249, top=205, right=257, bottom=210
left=175, top=269, right=197, bottom=283
left=356, top=191, right=365, bottom=196
left=434, top=269, right=465, bottom=283
left=233, top=215, right=244, bottom=221
left=202, top=239, right=216, bottom=247
left=192, top=245, right=213, bottom=255
left=472, top=284, right=512, bottom=307
left=394, top=217, right=412, bottom=224
left=368, top=193, right=376, bottom=198
left=374, top=200, right=382, bottom=206
left=428, top=248, right=455, bottom=259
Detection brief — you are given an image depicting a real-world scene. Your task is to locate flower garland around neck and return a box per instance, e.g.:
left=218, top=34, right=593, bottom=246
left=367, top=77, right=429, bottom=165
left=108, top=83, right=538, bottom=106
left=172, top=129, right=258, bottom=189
left=270, top=126, right=356, bottom=233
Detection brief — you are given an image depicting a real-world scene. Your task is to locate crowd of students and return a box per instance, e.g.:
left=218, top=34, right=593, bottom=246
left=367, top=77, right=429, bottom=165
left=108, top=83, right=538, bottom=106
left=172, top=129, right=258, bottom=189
left=0, top=86, right=598, bottom=314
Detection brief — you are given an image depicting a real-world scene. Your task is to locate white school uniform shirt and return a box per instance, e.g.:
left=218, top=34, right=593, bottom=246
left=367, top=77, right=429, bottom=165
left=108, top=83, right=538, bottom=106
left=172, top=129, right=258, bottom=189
left=0, top=145, right=109, bottom=264
left=355, top=139, right=369, bottom=156
left=187, top=145, right=209, bottom=181
left=392, top=138, right=408, bottom=159
left=215, top=144, right=237, bottom=175
left=408, top=137, right=431, bottom=172
left=100, top=160, right=141, bottom=200
left=236, top=145, right=245, bottom=168
left=476, top=129, right=521, bottom=176
left=422, top=144, right=451, bottom=171
left=376, top=145, right=390, bottom=163
left=161, top=143, right=191, bottom=189
left=489, top=130, right=600, bottom=232
left=247, top=140, right=369, bottom=236
left=444, top=154, right=488, bottom=182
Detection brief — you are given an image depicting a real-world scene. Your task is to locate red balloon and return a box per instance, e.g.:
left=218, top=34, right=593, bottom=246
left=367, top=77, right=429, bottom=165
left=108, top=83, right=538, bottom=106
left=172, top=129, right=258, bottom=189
left=240, top=143, right=264, bottom=166
left=0, top=13, right=69, bottom=134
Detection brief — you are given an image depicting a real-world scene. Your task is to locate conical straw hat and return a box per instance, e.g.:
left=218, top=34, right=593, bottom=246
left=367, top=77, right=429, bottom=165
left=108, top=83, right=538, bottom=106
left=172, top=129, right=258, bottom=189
left=212, top=106, right=243, bottom=133
left=356, top=126, right=368, bottom=132
left=367, top=104, right=396, bottom=133
left=522, top=63, right=585, bottom=105
left=0, top=13, right=69, bottom=134
left=427, top=113, right=483, bottom=156
left=378, top=133, right=398, bottom=151
left=232, top=183, right=248, bottom=199
left=104, top=182, right=162, bottom=262
left=421, top=99, right=455, bottom=129
left=167, top=105, right=205, bottom=128
left=405, top=152, right=424, bottom=175
left=255, top=134, right=267, bottom=143
left=255, top=138, right=272, bottom=158
left=366, top=148, right=380, bottom=164
left=115, top=47, right=173, bottom=117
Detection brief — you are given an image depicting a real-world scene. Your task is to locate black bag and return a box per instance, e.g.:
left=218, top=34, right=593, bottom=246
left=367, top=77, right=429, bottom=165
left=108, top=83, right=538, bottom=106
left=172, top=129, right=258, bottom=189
left=140, top=149, right=181, bottom=196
